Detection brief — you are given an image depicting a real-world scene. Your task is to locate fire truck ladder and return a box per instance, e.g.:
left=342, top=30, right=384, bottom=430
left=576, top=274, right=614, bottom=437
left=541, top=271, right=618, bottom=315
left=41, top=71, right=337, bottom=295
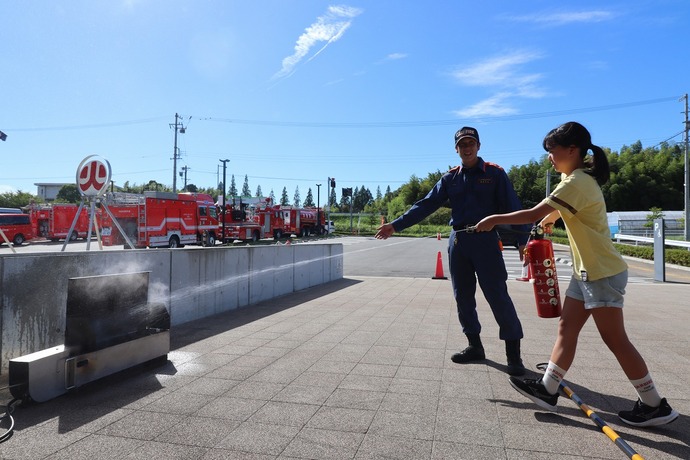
left=138, top=204, right=147, bottom=243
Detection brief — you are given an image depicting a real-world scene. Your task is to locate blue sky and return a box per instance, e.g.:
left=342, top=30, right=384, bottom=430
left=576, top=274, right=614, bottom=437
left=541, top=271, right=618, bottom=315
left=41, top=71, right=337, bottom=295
left=1, top=1, right=688, bottom=204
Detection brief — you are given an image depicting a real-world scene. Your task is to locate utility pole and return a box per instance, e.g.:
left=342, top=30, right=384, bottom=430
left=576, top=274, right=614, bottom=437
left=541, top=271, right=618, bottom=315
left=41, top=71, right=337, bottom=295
left=328, top=177, right=335, bottom=230
left=316, top=183, right=322, bottom=233
left=680, top=93, right=690, bottom=241
left=170, top=113, right=187, bottom=193
left=220, top=159, right=230, bottom=243
left=545, top=171, right=558, bottom=197
left=180, top=166, right=190, bottom=191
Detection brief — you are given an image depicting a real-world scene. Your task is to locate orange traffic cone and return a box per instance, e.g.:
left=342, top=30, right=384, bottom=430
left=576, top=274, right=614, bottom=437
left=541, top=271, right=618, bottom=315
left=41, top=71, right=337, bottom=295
left=432, top=251, right=448, bottom=280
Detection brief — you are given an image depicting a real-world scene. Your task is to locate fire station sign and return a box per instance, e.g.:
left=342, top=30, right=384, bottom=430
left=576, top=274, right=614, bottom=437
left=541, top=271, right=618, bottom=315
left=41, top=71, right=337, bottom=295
left=76, top=155, right=111, bottom=197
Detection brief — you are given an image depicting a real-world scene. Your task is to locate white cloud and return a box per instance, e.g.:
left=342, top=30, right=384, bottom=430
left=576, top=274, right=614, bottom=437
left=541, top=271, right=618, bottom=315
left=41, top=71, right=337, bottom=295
left=506, top=10, right=615, bottom=26
left=451, top=51, right=543, bottom=87
left=453, top=93, right=518, bottom=118
left=451, top=51, right=547, bottom=118
left=272, top=5, right=363, bottom=81
left=385, top=53, right=407, bottom=61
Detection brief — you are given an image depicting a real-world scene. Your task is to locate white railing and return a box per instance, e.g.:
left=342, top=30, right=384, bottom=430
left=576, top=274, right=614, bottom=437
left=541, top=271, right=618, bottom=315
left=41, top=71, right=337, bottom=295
left=614, top=234, right=690, bottom=249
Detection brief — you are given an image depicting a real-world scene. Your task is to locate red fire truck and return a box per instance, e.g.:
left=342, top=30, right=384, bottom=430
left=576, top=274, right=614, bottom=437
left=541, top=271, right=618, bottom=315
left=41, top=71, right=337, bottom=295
left=101, top=191, right=219, bottom=248
left=218, top=197, right=272, bottom=243
left=217, top=198, right=326, bottom=242
left=28, top=204, right=93, bottom=241
left=263, top=205, right=326, bottom=239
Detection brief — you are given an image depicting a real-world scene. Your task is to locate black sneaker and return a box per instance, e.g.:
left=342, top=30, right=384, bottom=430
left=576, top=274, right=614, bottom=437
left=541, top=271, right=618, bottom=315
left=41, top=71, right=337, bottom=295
left=509, top=377, right=559, bottom=412
left=450, top=345, right=485, bottom=363
left=618, top=398, right=679, bottom=427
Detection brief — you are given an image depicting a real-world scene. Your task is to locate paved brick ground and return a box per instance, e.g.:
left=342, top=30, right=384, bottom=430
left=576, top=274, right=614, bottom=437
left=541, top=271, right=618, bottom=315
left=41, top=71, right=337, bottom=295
left=0, top=274, right=688, bottom=459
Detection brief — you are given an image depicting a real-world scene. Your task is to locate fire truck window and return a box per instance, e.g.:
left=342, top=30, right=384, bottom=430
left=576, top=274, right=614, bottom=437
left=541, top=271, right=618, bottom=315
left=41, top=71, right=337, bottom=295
left=199, top=207, right=207, bottom=217
left=209, top=207, right=217, bottom=219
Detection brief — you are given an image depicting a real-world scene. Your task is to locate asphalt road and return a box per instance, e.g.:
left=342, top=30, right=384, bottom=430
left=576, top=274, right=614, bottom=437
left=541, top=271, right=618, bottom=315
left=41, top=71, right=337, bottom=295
left=337, top=235, right=690, bottom=285
left=4, top=235, right=690, bottom=284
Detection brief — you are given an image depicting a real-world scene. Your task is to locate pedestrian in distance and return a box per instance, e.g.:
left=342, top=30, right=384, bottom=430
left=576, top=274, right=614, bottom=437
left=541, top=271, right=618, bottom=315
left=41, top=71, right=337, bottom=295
left=375, top=126, right=531, bottom=376
left=474, top=121, right=679, bottom=427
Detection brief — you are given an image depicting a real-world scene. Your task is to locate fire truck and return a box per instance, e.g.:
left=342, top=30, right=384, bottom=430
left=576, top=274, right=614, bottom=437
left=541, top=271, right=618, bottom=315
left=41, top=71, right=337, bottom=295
left=28, top=204, right=93, bottom=241
left=217, top=197, right=326, bottom=242
left=101, top=191, right=219, bottom=248
left=218, top=197, right=272, bottom=243
left=263, top=205, right=326, bottom=239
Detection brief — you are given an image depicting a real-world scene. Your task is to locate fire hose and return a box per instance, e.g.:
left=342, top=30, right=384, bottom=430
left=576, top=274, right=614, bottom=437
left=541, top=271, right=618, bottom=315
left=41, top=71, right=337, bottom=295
left=535, top=362, right=644, bottom=460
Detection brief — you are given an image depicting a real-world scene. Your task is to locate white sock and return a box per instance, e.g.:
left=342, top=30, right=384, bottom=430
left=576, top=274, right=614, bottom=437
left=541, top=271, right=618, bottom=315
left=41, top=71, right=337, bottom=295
left=631, top=373, right=662, bottom=407
left=542, top=361, right=566, bottom=395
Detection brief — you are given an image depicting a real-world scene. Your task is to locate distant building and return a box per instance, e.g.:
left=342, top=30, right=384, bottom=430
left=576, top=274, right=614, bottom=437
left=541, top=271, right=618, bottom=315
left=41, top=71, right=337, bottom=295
left=608, top=210, right=684, bottom=238
left=34, top=183, right=70, bottom=202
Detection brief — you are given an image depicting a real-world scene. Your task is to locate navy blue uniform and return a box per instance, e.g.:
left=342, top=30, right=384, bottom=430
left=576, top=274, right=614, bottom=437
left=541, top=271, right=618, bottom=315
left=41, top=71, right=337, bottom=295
left=391, top=157, right=529, bottom=340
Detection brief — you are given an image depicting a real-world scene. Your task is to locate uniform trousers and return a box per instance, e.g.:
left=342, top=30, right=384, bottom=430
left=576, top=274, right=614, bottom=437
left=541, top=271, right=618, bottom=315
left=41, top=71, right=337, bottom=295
left=448, top=229, right=523, bottom=341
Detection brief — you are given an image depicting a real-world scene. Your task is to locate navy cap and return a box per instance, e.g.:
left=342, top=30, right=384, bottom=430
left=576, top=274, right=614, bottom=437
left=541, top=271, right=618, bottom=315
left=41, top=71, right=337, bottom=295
left=454, top=126, right=480, bottom=146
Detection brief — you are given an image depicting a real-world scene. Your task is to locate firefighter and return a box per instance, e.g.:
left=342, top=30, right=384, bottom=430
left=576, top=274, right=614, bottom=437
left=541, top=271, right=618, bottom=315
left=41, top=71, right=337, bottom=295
left=375, top=126, right=530, bottom=376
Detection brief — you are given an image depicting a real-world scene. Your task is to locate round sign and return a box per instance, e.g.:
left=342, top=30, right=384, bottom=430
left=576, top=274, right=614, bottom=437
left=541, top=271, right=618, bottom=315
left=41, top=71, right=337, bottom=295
left=76, top=155, right=111, bottom=197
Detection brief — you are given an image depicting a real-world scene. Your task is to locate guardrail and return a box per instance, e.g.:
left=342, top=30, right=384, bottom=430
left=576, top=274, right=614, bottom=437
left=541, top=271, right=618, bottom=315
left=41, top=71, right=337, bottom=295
left=614, top=233, right=690, bottom=249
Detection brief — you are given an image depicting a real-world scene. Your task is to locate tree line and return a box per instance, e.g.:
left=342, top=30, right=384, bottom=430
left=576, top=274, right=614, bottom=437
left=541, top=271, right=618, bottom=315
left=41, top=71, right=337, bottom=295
left=1, top=141, right=685, bottom=221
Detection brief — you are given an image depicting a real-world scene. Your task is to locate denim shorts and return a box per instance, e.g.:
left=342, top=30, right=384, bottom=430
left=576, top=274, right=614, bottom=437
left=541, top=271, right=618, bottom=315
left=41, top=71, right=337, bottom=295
left=565, top=270, right=628, bottom=309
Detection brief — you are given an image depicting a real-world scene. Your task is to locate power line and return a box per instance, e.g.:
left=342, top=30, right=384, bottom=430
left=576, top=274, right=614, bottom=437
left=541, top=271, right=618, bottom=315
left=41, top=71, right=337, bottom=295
left=6, top=96, right=679, bottom=132
left=6, top=117, right=167, bottom=132
left=200, top=96, right=681, bottom=128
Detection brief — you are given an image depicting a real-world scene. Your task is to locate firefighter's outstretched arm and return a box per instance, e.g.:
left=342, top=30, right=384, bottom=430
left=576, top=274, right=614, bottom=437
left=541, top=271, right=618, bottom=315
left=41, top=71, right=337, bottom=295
left=375, top=223, right=396, bottom=240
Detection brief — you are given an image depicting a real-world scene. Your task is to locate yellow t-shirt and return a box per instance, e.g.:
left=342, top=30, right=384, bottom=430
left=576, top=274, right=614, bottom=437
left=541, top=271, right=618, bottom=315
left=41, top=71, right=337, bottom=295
left=543, top=169, right=627, bottom=281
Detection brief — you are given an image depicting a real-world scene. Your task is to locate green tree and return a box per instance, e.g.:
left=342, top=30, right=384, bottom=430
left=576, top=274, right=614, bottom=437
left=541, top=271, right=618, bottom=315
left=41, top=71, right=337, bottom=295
left=242, top=175, right=251, bottom=197
left=255, top=185, right=262, bottom=197
left=143, top=180, right=162, bottom=192
left=386, top=195, right=407, bottom=222
left=329, top=187, right=337, bottom=209
left=293, top=186, right=301, bottom=207
left=280, top=187, right=290, bottom=206
left=353, top=185, right=373, bottom=212
left=55, top=184, right=81, bottom=203
left=304, top=188, right=315, bottom=207
left=644, top=207, right=664, bottom=229
left=0, top=190, right=40, bottom=208
left=228, top=175, right=237, bottom=197
left=507, top=157, right=553, bottom=209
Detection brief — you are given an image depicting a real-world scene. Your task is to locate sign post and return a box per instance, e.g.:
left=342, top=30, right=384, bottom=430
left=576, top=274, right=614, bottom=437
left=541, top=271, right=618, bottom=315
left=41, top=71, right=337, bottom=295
left=653, top=218, right=665, bottom=282
left=63, top=155, right=128, bottom=251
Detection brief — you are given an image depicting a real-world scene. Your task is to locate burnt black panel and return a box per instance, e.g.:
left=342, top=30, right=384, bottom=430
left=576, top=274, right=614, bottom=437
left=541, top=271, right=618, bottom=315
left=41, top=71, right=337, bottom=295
left=64, top=272, right=169, bottom=354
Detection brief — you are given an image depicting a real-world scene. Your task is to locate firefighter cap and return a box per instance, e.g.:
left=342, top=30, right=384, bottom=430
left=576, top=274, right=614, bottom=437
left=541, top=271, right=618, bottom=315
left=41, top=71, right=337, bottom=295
left=454, top=126, right=480, bottom=146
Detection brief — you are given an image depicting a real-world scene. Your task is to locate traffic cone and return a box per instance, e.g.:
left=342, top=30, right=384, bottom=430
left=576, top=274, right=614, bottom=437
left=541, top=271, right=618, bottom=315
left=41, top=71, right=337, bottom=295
left=432, top=251, right=448, bottom=280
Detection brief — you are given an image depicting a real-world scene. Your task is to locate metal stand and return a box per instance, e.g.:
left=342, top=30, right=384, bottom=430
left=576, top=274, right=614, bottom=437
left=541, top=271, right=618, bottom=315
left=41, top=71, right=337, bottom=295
left=61, top=196, right=136, bottom=251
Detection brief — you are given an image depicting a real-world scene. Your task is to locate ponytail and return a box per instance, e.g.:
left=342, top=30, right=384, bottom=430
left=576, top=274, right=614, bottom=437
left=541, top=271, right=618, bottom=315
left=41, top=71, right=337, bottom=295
left=585, top=144, right=610, bottom=185
left=543, top=121, right=609, bottom=185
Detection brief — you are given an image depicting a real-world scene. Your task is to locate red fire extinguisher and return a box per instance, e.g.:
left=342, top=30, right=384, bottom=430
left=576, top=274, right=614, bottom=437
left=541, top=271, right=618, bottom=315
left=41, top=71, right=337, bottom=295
left=525, top=225, right=562, bottom=318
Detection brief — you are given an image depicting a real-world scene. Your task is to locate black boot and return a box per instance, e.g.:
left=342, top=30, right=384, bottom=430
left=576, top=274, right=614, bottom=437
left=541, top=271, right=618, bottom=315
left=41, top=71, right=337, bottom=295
left=451, top=334, right=485, bottom=363
left=506, top=339, right=526, bottom=376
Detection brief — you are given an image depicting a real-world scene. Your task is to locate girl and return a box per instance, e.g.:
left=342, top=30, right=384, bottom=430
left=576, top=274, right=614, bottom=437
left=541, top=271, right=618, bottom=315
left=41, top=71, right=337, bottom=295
left=474, top=121, right=678, bottom=427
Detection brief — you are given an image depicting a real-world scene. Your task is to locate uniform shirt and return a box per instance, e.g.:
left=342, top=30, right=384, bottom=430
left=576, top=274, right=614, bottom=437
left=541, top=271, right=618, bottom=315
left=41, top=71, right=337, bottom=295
left=391, top=157, right=530, bottom=245
left=543, top=168, right=627, bottom=281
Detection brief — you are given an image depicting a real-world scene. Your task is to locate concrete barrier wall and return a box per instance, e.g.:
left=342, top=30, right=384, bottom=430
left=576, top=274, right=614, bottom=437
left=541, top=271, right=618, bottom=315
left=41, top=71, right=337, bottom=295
left=0, top=243, right=343, bottom=373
